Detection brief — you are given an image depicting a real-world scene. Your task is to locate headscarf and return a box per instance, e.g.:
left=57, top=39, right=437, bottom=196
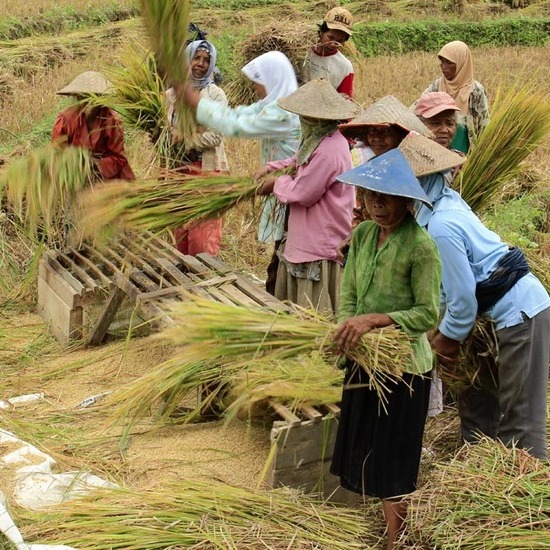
left=437, top=41, right=474, bottom=115
left=297, top=117, right=338, bottom=165
left=185, top=39, right=217, bottom=90
left=241, top=51, right=298, bottom=108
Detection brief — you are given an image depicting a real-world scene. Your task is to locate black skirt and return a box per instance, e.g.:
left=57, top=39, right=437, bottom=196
left=330, top=364, right=431, bottom=499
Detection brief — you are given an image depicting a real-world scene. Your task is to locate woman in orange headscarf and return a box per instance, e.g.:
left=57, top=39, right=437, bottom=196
left=421, top=40, right=489, bottom=153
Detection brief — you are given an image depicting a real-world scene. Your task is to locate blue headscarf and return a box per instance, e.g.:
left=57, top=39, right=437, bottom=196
left=185, top=39, right=217, bottom=90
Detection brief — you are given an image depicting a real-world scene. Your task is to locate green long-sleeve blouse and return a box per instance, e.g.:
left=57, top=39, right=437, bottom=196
left=339, top=213, right=442, bottom=374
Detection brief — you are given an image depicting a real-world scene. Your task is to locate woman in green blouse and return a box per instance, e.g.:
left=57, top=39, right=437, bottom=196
left=331, top=148, right=442, bottom=550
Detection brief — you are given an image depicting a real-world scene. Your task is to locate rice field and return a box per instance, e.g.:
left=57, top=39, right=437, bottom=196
left=1, top=1, right=550, bottom=549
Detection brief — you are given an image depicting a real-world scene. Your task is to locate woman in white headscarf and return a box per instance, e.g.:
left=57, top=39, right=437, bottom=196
left=421, top=40, right=489, bottom=153
left=182, top=50, right=301, bottom=294
left=166, top=39, right=229, bottom=256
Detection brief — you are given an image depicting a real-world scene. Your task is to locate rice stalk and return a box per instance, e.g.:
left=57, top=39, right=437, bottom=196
left=407, top=439, right=550, bottom=549
left=457, top=82, right=550, bottom=213
left=0, top=145, right=94, bottom=245
left=22, top=480, right=369, bottom=549
left=140, top=0, right=196, bottom=140
left=78, top=171, right=293, bottom=241
left=161, top=293, right=411, bottom=399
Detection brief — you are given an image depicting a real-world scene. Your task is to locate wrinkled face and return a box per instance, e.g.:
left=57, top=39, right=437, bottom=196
left=191, top=49, right=210, bottom=79
left=365, top=191, right=410, bottom=231
left=362, top=125, right=405, bottom=156
left=317, top=28, right=349, bottom=54
left=251, top=81, right=267, bottom=99
left=421, top=110, right=457, bottom=149
left=439, top=56, right=457, bottom=80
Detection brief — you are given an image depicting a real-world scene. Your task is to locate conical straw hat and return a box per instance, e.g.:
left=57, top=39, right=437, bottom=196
left=339, top=95, right=433, bottom=139
left=277, top=78, right=361, bottom=120
left=398, top=133, right=466, bottom=177
left=56, top=71, right=113, bottom=96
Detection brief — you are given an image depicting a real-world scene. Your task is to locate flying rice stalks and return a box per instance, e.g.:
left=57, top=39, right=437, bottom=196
left=406, top=439, right=550, bottom=549
left=78, top=169, right=293, bottom=241
left=140, top=0, right=196, bottom=140
left=21, top=480, right=371, bottom=549
left=0, top=145, right=94, bottom=243
left=160, top=293, right=411, bottom=401
left=457, top=83, right=550, bottom=213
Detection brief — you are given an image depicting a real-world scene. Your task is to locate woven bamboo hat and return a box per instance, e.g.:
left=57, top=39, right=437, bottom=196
left=56, top=71, right=113, bottom=96
left=337, top=148, right=432, bottom=207
left=277, top=78, right=362, bottom=120
left=398, top=132, right=466, bottom=177
left=339, top=95, right=433, bottom=139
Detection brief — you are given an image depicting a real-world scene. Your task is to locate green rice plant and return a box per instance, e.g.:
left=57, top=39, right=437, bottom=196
left=457, top=83, right=550, bottom=213
left=0, top=144, right=93, bottom=244
left=140, top=0, right=195, bottom=140
left=407, top=439, right=550, bottom=549
left=22, top=480, right=369, bottom=549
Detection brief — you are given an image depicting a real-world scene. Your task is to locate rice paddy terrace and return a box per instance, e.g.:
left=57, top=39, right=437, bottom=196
left=1, top=1, right=550, bottom=549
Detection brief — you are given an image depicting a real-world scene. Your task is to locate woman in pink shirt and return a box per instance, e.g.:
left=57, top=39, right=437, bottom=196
left=256, top=78, right=360, bottom=315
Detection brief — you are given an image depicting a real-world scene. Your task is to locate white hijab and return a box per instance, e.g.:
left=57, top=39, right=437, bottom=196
left=241, top=51, right=298, bottom=108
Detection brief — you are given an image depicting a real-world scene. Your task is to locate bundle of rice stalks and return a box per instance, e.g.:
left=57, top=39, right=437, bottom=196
left=457, top=83, right=550, bottom=213
left=162, top=293, right=411, bottom=400
left=439, top=317, right=498, bottom=391
left=140, top=0, right=195, bottom=139
left=23, top=480, right=370, bottom=549
left=407, top=439, right=550, bottom=549
left=225, top=18, right=316, bottom=106
left=79, top=170, right=291, bottom=241
left=1, top=145, right=94, bottom=244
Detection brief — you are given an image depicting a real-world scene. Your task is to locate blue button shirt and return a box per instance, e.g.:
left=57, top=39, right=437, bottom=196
left=416, top=173, right=550, bottom=341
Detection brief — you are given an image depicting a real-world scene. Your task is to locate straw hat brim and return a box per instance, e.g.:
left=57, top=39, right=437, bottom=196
left=56, top=71, right=113, bottom=96
left=398, top=133, right=466, bottom=177
left=277, top=78, right=361, bottom=120
left=339, top=95, right=433, bottom=139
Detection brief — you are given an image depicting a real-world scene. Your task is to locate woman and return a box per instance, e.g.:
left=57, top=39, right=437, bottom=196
left=337, top=95, right=431, bottom=251
left=182, top=50, right=300, bottom=293
left=421, top=40, right=489, bottom=153
left=52, top=71, right=135, bottom=181
left=166, top=39, right=229, bottom=256
left=302, top=7, right=355, bottom=98
left=256, top=78, right=360, bottom=314
left=331, top=148, right=442, bottom=550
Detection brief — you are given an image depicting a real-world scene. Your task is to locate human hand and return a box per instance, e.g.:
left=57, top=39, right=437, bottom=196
left=430, top=331, right=461, bottom=367
left=179, top=84, right=201, bottom=109
left=336, top=234, right=352, bottom=262
left=332, top=314, right=393, bottom=352
left=256, top=176, right=277, bottom=196
left=254, top=165, right=271, bottom=181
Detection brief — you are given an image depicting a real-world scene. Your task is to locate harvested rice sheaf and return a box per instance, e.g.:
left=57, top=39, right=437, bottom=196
left=407, top=440, right=550, bottom=550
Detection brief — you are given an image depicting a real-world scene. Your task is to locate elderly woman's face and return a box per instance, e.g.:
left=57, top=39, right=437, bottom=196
left=365, top=190, right=410, bottom=231
left=362, top=125, right=404, bottom=156
left=191, top=49, right=211, bottom=79
left=421, top=110, right=457, bottom=149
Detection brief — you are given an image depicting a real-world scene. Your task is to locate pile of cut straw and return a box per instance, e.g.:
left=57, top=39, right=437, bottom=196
left=407, top=439, right=550, bottom=549
left=79, top=172, right=261, bottom=240
left=23, top=480, right=372, bottom=549
left=0, top=145, right=93, bottom=243
left=457, top=83, right=550, bottom=213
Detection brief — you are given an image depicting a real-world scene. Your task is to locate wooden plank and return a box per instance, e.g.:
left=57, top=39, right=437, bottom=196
left=298, top=405, right=323, bottom=423
left=129, top=269, right=160, bottom=293
left=58, top=252, right=98, bottom=290
left=176, top=254, right=216, bottom=278
left=111, top=242, right=166, bottom=285
left=270, top=416, right=339, bottom=470
left=66, top=248, right=112, bottom=287
left=268, top=399, right=302, bottom=427
left=38, top=277, right=83, bottom=344
left=217, top=282, right=265, bottom=308
left=47, top=255, right=87, bottom=296
left=155, top=259, right=212, bottom=300
left=269, top=459, right=337, bottom=495
left=38, top=259, right=80, bottom=309
left=112, top=272, right=140, bottom=300
left=81, top=244, right=126, bottom=277
left=322, top=403, right=341, bottom=416
left=88, top=286, right=126, bottom=346
left=137, top=275, right=240, bottom=302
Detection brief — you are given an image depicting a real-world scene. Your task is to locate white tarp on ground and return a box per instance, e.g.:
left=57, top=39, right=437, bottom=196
left=0, top=393, right=119, bottom=549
